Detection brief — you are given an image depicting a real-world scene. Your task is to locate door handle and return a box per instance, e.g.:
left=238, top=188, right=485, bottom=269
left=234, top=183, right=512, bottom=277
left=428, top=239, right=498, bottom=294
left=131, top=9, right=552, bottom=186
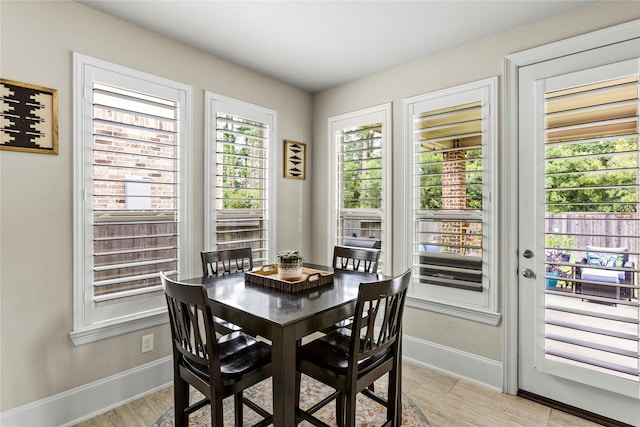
left=521, top=268, right=535, bottom=278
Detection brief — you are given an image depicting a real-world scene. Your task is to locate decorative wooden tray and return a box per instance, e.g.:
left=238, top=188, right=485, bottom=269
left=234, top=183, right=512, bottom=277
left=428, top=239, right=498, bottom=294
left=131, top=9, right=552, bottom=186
left=245, top=265, right=334, bottom=292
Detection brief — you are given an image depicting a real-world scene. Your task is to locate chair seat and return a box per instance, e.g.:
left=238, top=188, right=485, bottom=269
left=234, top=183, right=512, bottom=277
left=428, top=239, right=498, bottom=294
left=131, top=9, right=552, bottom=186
left=298, top=328, right=390, bottom=375
left=183, top=331, right=271, bottom=383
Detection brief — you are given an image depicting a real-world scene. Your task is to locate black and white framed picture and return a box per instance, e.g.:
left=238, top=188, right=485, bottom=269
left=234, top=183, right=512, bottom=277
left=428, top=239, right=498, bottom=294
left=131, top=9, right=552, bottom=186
left=1, top=78, right=58, bottom=155
left=284, top=140, right=306, bottom=179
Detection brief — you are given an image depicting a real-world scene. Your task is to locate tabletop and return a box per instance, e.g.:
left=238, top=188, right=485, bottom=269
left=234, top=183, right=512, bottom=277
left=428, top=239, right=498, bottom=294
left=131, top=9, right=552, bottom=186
left=183, top=263, right=380, bottom=336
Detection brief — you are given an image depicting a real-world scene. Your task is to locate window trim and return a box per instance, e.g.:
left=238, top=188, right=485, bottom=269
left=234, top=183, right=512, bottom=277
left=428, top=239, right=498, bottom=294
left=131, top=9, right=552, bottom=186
left=71, top=53, right=193, bottom=345
left=404, top=77, right=500, bottom=325
left=203, top=92, right=277, bottom=258
left=328, top=103, right=392, bottom=275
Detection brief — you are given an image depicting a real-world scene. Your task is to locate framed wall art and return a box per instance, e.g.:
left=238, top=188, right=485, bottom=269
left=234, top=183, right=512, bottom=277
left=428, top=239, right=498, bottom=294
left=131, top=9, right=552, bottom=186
left=284, top=139, right=306, bottom=179
left=1, top=78, right=58, bottom=155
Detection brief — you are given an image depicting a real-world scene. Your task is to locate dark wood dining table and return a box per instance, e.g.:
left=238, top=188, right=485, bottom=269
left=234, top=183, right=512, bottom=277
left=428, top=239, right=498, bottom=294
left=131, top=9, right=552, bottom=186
left=182, top=264, right=380, bottom=427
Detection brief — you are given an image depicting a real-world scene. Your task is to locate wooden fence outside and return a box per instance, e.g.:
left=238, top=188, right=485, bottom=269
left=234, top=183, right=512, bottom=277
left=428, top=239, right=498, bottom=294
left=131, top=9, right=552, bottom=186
left=546, top=213, right=639, bottom=258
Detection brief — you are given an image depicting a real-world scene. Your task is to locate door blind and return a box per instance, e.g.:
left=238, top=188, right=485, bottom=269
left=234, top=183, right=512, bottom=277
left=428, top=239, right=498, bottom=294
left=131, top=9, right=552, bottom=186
left=92, top=83, right=179, bottom=305
left=412, top=102, right=484, bottom=291
left=543, top=75, right=639, bottom=381
left=215, top=112, right=270, bottom=264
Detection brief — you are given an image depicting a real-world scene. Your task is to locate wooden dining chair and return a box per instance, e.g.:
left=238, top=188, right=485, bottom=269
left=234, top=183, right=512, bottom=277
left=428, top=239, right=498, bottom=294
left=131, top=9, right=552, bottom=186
left=333, top=245, right=381, bottom=274
left=325, top=246, right=382, bottom=335
left=201, top=247, right=254, bottom=276
left=295, top=269, right=411, bottom=427
left=201, top=247, right=253, bottom=334
left=161, top=272, right=273, bottom=427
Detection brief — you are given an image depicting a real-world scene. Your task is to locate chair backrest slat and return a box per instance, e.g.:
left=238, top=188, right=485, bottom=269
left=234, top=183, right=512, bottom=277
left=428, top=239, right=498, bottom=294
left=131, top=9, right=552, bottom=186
left=332, top=245, right=381, bottom=274
left=201, top=247, right=254, bottom=277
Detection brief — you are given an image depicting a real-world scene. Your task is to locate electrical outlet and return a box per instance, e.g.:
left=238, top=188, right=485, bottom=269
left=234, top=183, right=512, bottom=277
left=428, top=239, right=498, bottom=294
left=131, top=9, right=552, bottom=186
left=141, top=334, right=154, bottom=353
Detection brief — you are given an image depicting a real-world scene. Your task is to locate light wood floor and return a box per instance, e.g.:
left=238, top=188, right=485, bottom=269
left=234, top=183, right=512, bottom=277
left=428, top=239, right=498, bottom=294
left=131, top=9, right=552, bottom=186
left=75, top=358, right=603, bottom=427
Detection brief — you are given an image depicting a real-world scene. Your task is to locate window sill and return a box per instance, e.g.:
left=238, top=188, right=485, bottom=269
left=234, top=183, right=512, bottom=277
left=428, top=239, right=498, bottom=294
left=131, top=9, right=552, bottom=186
left=406, top=296, right=501, bottom=326
left=70, top=311, right=168, bottom=346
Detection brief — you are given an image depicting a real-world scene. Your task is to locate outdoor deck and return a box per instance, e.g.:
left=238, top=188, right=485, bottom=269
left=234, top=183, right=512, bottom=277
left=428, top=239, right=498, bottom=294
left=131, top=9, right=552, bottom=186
left=544, top=291, right=639, bottom=382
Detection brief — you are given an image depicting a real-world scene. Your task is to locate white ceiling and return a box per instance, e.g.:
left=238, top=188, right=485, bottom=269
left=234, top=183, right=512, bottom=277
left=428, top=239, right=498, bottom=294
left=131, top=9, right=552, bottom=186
left=77, top=0, right=597, bottom=93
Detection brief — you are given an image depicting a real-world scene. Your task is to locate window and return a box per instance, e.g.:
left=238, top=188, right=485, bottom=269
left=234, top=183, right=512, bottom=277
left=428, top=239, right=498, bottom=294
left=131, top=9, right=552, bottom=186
left=404, top=78, right=499, bottom=324
left=72, top=54, right=192, bottom=344
left=204, top=93, right=275, bottom=264
left=329, top=104, right=391, bottom=275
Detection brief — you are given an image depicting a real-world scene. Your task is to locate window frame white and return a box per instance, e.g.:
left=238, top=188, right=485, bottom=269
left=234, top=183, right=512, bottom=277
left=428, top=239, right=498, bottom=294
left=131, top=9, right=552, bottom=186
left=404, top=77, right=500, bottom=325
left=203, top=92, right=276, bottom=260
left=328, top=104, right=392, bottom=275
left=71, top=53, right=193, bottom=345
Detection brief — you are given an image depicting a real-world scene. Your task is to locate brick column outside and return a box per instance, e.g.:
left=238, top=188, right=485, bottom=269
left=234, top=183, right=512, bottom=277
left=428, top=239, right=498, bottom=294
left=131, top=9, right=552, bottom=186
left=442, top=149, right=467, bottom=254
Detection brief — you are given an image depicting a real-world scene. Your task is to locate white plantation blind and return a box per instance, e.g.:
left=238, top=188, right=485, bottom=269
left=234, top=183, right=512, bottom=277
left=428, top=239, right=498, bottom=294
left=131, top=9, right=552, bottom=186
left=336, top=122, right=383, bottom=252
left=330, top=105, right=390, bottom=274
left=338, top=123, right=383, bottom=210
left=543, top=75, right=639, bottom=382
left=411, top=101, right=485, bottom=291
left=214, top=112, right=271, bottom=264
left=91, top=82, right=179, bottom=305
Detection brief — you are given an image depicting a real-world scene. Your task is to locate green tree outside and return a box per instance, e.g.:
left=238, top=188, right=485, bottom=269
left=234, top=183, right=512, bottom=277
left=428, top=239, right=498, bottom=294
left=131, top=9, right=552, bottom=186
left=545, top=137, right=638, bottom=213
left=220, top=121, right=265, bottom=209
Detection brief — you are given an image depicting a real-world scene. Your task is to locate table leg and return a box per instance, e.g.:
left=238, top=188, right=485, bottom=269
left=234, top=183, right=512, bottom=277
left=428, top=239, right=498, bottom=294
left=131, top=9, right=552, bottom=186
left=270, top=327, right=298, bottom=427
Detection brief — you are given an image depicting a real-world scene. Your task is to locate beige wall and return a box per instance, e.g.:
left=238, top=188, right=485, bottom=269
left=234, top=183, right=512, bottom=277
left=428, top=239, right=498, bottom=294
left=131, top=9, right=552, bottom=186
left=0, top=1, right=312, bottom=411
left=309, top=2, right=640, bottom=361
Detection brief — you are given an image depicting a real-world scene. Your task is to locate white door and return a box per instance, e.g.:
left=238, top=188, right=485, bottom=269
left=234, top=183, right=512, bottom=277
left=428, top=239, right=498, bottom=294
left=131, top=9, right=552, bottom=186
left=518, top=38, right=640, bottom=425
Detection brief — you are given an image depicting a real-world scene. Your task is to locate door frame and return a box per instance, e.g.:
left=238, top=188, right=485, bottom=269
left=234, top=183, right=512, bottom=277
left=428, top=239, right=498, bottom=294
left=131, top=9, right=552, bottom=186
left=502, top=19, right=640, bottom=395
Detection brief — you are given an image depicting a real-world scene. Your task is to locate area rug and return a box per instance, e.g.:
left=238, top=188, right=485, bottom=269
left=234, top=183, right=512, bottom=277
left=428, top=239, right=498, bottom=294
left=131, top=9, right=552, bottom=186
left=153, top=375, right=430, bottom=426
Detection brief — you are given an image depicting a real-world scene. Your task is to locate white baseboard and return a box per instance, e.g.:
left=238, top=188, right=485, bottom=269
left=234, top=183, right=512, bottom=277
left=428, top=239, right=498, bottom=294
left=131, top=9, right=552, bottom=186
left=0, top=356, right=173, bottom=427
left=403, top=334, right=503, bottom=391
left=1, top=337, right=503, bottom=426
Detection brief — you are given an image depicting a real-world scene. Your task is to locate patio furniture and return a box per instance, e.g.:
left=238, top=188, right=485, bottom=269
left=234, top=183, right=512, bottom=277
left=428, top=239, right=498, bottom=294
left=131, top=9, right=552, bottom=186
left=575, top=246, right=634, bottom=303
left=418, top=251, right=483, bottom=292
left=343, top=236, right=382, bottom=249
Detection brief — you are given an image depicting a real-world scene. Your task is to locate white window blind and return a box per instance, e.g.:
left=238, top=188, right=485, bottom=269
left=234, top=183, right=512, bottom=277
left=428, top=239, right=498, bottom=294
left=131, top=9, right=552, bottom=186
left=330, top=105, right=391, bottom=274
left=337, top=123, right=383, bottom=246
left=91, top=83, right=179, bottom=304
left=543, top=74, right=639, bottom=382
left=411, top=101, right=485, bottom=291
left=205, top=94, right=275, bottom=265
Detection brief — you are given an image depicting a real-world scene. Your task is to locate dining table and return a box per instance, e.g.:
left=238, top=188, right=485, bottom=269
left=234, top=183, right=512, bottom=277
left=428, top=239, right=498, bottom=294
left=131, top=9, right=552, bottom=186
left=182, top=263, right=381, bottom=427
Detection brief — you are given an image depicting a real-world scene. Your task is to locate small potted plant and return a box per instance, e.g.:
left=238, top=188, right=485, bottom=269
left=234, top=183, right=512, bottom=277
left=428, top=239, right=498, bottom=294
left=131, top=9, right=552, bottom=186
left=545, top=234, right=574, bottom=290
left=276, top=250, right=304, bottom=280
left=545, top=249, right=563, bottom=290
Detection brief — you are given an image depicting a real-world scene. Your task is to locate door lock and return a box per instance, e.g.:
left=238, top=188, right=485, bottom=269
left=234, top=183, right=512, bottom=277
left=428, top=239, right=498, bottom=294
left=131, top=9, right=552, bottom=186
left=522, top=249, right=533, bottom=258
